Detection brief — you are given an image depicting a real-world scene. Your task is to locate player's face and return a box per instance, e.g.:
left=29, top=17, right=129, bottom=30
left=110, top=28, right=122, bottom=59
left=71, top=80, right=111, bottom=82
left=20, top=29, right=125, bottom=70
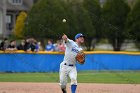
left=78, top=36, right=84, bottom=43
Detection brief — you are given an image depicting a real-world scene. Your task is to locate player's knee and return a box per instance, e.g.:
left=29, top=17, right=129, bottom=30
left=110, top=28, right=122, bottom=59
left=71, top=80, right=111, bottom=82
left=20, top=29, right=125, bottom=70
left=71, top=78, right=77, bottom=85
left=61, top=85, right=66, bottom=89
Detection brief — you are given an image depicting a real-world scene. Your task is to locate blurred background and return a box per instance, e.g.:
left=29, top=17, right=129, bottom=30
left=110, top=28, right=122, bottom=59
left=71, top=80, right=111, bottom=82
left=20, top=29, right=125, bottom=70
left=0, top=1, right=140, bottom=84
left=0, top=0, right=140, bottom=51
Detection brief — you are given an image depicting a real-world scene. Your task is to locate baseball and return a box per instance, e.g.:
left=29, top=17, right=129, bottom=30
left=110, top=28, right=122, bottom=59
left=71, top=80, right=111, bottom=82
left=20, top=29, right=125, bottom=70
left=62, top=19, right=66, bottom=23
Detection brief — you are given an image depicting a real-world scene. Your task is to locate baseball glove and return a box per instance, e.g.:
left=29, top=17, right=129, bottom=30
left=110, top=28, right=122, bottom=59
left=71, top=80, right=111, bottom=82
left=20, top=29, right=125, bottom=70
left=76, top=51, right=85, bottom=65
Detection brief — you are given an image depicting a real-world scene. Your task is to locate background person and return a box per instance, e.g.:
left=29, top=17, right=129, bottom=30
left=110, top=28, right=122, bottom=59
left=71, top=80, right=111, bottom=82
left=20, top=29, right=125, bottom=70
left=45, top=39, right=54, bottom=51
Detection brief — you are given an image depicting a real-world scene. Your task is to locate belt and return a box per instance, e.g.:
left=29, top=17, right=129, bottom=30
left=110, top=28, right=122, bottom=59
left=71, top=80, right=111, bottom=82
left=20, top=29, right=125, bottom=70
left=64, top=63, right=74, bottom=66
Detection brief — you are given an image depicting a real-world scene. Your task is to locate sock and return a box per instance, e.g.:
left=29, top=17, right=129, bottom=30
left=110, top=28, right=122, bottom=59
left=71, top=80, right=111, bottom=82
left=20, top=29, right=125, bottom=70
left=62, top=88, right=67, bottom=93
left=61, top=85, right=67, bottom=93
left=71, top=85, right=77, bottom=93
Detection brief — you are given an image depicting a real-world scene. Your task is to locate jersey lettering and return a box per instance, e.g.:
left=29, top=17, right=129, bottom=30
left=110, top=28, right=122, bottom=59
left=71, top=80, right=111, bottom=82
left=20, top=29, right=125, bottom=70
left=71, top=48, right=79, bottom=53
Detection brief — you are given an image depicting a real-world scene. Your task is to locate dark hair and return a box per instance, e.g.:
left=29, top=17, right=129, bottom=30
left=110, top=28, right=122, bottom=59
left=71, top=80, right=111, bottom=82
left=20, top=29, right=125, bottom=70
left=4, top=38, right=8, bottom=41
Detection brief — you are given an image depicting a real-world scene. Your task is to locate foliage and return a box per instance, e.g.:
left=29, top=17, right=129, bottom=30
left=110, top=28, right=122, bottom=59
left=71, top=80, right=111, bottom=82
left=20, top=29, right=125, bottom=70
left=23, top=0, right=94, bottom=50
left=83, top=0, right=101, bottom=50
left=13, top=11, right=27, bottom=38
left=126, top=0, right=140, bottom=49
left=83, top=0, right=101, bottom=39
left=24, top=0, right=68, bottom=39
left=102, top=0, right=130, bottom=51
left=67, top=1, right=94, bottom=50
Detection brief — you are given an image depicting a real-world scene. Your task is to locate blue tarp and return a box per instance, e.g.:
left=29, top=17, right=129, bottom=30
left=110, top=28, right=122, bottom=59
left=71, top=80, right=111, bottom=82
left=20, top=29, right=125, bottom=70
left=0, top=53, right=140, bottom=72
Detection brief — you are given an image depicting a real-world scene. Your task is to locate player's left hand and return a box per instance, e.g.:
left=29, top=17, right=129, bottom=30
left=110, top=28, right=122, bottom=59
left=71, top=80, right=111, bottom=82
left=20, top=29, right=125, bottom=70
left=76, top=51, right=85, bottom=65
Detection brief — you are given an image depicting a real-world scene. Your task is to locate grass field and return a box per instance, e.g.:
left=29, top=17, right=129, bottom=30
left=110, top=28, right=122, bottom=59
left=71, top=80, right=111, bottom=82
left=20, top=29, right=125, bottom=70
left=0, top=71, right=140, bottom=84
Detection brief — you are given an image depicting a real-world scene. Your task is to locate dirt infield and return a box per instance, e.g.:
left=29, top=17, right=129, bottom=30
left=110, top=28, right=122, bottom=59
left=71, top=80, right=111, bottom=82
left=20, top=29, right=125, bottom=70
left=0, top=82, right=140, bottom=93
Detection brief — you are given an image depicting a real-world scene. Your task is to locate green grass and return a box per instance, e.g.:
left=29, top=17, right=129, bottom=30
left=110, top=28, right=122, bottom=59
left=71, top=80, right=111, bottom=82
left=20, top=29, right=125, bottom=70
left=0, top=71, right=140, bottom=84
left=77, top=71, right=140, bottom=84
left=0, top=73, right=59, bottom=82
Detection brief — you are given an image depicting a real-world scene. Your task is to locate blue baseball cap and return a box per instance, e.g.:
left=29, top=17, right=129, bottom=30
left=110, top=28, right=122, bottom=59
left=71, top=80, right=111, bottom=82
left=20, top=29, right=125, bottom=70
left=75, top=33, right=85, bottom=40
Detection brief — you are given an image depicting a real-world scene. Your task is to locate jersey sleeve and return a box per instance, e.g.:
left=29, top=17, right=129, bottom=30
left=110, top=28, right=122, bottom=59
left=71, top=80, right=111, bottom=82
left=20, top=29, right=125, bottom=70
left=64, top=39, right=74, bottom=47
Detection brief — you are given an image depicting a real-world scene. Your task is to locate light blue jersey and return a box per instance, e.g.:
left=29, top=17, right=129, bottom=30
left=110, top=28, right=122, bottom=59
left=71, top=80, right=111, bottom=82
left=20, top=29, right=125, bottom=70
left=63, top=39, right=83, bottom=65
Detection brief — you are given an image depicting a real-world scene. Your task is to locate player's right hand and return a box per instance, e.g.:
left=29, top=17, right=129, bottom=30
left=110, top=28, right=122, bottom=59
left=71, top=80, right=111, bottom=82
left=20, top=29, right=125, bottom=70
left=62, top=33, right=68, bottom=41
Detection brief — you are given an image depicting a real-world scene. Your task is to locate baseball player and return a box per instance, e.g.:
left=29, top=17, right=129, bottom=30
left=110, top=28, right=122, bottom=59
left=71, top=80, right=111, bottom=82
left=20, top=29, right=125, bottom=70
left=59, top=33, right=85, bottom=93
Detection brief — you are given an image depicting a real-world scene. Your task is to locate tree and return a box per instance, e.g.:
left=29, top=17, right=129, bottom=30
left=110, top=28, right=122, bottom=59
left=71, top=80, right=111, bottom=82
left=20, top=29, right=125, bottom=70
left=102, top=0, right=130, bottom=51
left=13, top=11, right=27, bottom=38
left=126, top=0, right=140, bottom=49
left=83, top=0, right=101, bottom=38
left=24, top=0, right=68, bottom=39
left=83, top=0, right=101, bottom=50
left=65, top=1, right=94, bottom=50
left=24, top=0, right=94, bottom=50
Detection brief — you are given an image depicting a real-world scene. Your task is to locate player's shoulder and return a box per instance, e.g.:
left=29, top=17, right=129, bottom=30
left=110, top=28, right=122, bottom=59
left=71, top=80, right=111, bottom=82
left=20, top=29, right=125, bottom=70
left=68, top=39, right=74, bottom=42
left=65, top=39, right=75, bottom=44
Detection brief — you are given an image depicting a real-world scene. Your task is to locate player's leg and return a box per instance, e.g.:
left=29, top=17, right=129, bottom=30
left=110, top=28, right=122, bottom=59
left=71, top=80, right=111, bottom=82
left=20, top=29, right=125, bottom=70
left=60, top=69, right=68, bottom=93
left=59, top=63, right=68, bottom=93
left=61, top=85, right=67, bottom=93
left=69, top=67, right=77, bottom=93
